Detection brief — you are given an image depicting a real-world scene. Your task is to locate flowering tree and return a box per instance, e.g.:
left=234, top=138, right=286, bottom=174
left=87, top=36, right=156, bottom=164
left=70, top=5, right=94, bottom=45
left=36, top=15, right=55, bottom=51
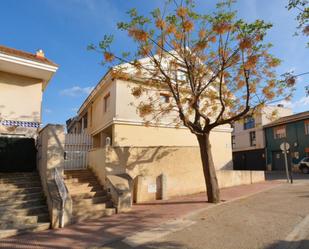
left=89, top=0, right=294, bottom=203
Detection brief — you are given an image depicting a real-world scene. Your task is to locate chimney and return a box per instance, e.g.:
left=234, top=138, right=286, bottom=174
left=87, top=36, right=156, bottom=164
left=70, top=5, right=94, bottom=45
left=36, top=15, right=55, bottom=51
left=36, top=49, right=45, bottom=58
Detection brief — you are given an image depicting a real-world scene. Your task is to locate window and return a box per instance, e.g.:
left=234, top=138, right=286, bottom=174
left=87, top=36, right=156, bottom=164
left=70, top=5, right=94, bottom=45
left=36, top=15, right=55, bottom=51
left=249, top=131, right=256, bottom=146
left=244, top=116, right=255, bottom=130
left=274, top=125, right=286, bottom=139
left=231, top=135, right=235, bottom=148
left=160, top=93, right=170, bottom=103
left=104, top=93, right=110, bottom=112
left=305, top=120, right=309, bottom=135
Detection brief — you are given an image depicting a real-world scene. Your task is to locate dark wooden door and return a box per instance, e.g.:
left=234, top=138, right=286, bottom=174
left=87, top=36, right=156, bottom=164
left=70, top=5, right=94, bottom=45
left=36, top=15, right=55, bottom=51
left=0, top=137, right=36, bottom=172
left=272, top=151, right=290, bottom=171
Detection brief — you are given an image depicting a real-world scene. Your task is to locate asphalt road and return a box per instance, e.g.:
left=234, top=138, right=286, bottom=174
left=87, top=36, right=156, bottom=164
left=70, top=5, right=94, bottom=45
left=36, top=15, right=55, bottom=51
left=100, top=177, right=309, bottom=249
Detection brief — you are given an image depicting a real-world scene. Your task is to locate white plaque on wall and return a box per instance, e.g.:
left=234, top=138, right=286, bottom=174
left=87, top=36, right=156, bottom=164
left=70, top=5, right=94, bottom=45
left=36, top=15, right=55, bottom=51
left=148, top=183, right=157, bottom=193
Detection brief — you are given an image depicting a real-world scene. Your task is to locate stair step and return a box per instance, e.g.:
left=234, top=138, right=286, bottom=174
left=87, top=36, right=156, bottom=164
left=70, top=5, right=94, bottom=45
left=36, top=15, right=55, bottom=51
left=0, top=181, right=42, bottom=190
left=72, top=208, right=116, bottom=222
left=68, top=185, right=104, bottom=194
left=0, top=172, right=38, bottom=179
left=64, top=176, right=98, bottom=183
left=0, top=175, right=40, bottom=184
left=0, top=192, right=44, bottom=202
left=0, top=222, right=50, bottom=239
left=0, top=205, right=48, bottom=218
left=71, top=190, right=107, bottom=200
left=0, top=187, right=43, bottom=196
left=73, top=202, right=107, bottom=212
left=66, top=181, right=102, bottom=189
left=0, top=213, right=50, bottom=229
left=0, top=197, right=46, bottom=209
left=72, top=195, right=108, bottom=205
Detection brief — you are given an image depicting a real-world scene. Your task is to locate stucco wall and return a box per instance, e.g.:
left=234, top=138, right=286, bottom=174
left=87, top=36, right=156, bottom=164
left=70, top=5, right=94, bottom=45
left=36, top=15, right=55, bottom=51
left=113, top=123, right=232, bottom=149
left=88, top=146, right=264, bottom=202
left=0, top=71, right=42, bottom=122
left=115, top=79, right=179, bottom=125
left=85, top=80, right=116, bottom=136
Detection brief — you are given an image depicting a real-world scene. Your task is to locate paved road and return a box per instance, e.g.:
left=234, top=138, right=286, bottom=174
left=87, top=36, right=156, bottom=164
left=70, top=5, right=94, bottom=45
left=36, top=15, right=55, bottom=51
left=101, top=179, right=309, bottom=249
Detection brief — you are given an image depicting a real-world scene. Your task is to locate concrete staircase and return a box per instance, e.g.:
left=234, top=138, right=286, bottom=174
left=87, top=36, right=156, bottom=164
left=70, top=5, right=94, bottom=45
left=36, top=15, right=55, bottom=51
left=0, top=172, right=50, bottom=239
left=64, top=169, right=116, bottom=222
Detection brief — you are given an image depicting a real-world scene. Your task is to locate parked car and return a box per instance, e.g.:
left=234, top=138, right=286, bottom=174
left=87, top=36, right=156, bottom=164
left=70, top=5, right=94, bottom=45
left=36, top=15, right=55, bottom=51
left=299, top=157, right=309, bottom=174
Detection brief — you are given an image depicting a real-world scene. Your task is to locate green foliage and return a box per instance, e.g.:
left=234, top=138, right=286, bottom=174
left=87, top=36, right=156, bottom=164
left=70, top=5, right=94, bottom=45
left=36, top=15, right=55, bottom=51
left=287, top=0, right=309, bottom=46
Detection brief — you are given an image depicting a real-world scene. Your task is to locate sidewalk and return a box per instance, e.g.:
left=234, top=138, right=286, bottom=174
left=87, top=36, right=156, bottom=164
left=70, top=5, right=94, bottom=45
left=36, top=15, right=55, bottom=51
left=0, top=181, right=280, bottom=249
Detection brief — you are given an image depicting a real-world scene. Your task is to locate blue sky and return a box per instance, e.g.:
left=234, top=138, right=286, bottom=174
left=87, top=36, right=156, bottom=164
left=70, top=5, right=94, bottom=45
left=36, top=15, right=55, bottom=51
left=0, top=0, right=308, bottom=125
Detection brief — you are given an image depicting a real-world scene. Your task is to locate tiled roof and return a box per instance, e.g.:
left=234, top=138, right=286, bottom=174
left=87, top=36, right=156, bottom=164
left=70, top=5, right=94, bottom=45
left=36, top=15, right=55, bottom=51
left=264, top=110, right=309, bottom=128
left=0, top=45, right=58, bottom=67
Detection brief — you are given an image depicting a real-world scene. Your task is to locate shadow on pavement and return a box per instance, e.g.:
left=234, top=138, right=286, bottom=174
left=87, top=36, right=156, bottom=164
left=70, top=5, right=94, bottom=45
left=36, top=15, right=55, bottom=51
left=265, top=239, right=309, bottom=249
left=265, top=171, right=309, bottom=181
left=98, top=240, right=185, bottom=249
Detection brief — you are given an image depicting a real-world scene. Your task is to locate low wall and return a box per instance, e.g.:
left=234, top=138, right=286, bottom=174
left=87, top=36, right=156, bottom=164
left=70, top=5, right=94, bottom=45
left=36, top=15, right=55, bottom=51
left=88, top=146, right=265, bottom=203
left=37, top=124, right=72, bottom=228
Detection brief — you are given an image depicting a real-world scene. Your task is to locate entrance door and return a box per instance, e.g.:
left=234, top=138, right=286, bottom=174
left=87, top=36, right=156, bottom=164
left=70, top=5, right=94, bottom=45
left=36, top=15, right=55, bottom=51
left=0, top=137, right=36, bottom=172
left=272, top=151, right=290, bottom=171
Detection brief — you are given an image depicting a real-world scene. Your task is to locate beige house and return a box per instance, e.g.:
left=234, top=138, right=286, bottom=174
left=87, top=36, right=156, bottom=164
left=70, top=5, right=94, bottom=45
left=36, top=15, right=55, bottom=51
left=68, top=66, right=265, bottom=203
left=0, top=45, right=58, bottom=138
left=232, top=105, right=292, bottom=170
left=0, top=45, right=60, bottom=238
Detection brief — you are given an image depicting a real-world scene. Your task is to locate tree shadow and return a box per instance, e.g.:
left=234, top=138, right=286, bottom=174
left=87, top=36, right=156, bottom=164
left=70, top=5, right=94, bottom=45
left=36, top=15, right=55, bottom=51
left=265, top=239, right=309, bottom=249
left=265, top=171, right=309, bottom=181
left=96, top=240, right=186, bottom=249
left=0, top=205, right=180, bottom=249
left=105, top=146, right=177, bottom=176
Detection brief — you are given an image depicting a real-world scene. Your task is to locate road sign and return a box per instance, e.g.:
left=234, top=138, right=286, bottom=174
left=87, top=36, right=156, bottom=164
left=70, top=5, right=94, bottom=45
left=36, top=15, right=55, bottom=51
left=280, top=142, right=290, bottom=151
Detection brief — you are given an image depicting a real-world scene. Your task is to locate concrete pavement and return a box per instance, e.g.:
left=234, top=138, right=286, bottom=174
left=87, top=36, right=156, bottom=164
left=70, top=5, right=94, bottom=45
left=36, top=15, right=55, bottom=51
left=0, top=181, right=279, bottom=249
left=101, top=178, right=309, bottom=249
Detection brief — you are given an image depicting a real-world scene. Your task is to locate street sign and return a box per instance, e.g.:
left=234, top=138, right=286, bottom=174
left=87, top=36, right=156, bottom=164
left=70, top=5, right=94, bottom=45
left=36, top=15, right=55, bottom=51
left=280, top=142, right=290, bottom=151
left=280, top=142, right=292, bottom=184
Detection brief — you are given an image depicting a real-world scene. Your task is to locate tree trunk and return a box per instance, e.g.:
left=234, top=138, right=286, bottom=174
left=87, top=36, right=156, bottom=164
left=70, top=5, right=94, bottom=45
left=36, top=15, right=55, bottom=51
left=196, top=133, right=220, bottom=203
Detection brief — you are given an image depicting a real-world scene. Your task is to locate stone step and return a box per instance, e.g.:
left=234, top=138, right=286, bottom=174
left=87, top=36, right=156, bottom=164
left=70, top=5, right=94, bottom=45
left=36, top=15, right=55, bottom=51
left=73, top=201, right=107, bottom=211
left=0, top=213, right=50, bottom=229
left=0, top=181, right=42, bottom=190
left=0, top=197, right=46, bottom=209
left=64, top=170, right=94, bottom=178
left=64, top=176, right=98, bottom=183
left=0, top=191, right=44, bottom=202
left=0, top=222, right=50, bottom=239
left=0, top=205, right=48, bottom=218
left=70, top=190, right=107, bottom=200
left=0, top=172, right=38, bottom=179
left=0, top=175, right=40, bottom=184
left=72, top=208, right=116, bottom=223
left=68, top=185, right=104, bottom=194
left=66, top=181, right=102, bottom=189
left=72, top=196, right=108, bottom=206
left=0, top=186, right=43, bottom=196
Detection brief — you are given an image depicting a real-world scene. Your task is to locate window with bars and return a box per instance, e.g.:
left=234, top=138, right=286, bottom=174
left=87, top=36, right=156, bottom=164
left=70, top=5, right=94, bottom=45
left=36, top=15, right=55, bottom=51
left=249, top=131, right=256, bottom=146
left=305, top=120, right=309, bottom=135
left=232, top=135, right=235, bottom=148
left=244, top=116, right=255, bottom=130
left=274, top=125, right=286, bottom=139
left=104, top=93, right=110, bottom=112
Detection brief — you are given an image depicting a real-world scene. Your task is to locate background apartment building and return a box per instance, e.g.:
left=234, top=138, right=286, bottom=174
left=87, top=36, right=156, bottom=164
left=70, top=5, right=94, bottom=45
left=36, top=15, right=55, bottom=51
left=232, top=105, right=292, bottom=171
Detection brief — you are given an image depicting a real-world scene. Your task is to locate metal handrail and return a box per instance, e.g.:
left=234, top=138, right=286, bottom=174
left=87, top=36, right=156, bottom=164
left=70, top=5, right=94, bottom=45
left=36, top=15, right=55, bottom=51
left=54, top=168, right=68, bottom=228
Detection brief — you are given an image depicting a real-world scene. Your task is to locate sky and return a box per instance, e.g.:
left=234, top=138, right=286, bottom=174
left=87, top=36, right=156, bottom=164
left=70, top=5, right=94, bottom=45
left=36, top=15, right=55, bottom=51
left=0, top=0, right=308, bottom=125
